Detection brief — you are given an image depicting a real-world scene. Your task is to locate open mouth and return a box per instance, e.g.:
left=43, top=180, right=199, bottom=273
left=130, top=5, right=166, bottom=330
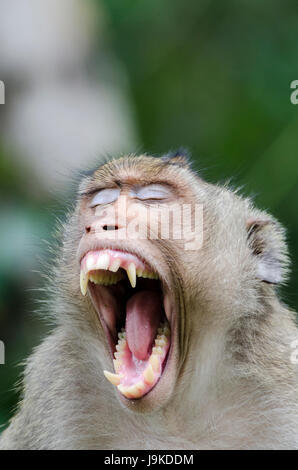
left=80, top=249, right=171, bottom=400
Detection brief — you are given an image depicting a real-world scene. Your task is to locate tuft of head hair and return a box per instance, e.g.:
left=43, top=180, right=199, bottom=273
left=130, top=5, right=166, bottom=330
left=160, top=148, right=192, bottom=168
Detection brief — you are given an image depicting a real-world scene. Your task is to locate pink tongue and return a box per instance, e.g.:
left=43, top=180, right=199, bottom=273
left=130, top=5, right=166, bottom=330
left=125, top=291, right=162, bottom=360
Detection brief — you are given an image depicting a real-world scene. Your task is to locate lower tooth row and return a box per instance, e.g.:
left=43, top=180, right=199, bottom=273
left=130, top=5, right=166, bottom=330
left=137, top=270, right=159, bottom=280
left=103, top=324, right=170, bottom=398
left=149, top=354, right=160, bottom=372
left=113, top=359, right=122, bottom=373
left=118, top=382, right=145, bottom=399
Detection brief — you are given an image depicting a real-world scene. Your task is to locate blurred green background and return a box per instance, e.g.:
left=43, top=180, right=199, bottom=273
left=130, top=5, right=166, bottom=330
left=1, top=0, right=298, bottom=430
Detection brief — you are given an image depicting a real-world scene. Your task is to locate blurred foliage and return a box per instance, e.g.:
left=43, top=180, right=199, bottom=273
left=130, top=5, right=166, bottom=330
left=0, top=148, right=59, bottom=428
left=1, top=0, right=298, bottom=428
left=97, top=0, right=298, bottom=306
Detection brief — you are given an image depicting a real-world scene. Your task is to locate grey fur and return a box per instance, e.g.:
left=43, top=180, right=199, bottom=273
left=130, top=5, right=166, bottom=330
left=0, top=154, right=297, bottom=450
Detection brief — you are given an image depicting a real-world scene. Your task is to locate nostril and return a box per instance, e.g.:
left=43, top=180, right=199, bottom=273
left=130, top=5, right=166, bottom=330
left=85, top=226, right=91, bottom=234
left=103, top=225, right=119, bottom=231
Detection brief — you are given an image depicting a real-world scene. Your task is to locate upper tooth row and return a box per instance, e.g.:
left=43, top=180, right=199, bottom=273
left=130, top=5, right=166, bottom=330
left=89, top=271, right=125, bottom=286
left=84, top=253, right=157, bottom=277
left=80, top=253, right=158, bottom=295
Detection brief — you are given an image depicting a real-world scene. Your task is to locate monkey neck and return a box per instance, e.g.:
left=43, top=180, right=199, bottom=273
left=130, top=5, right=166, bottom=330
left=2, top=296, right=297, bottom=450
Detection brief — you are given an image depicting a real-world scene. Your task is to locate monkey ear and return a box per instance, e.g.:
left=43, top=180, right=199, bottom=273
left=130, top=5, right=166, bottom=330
left=161, top=148, right=191, bottom=167
left=246, top=218, right=289, bottom=284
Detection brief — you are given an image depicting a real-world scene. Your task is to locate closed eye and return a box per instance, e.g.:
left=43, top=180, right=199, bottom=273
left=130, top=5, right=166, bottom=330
left=90, top=188, right=120, bottom=207
left=132, top=184, right=172, bottom=201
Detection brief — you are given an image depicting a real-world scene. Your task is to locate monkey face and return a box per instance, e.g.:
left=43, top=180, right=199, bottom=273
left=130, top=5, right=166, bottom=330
left=68, top=153, right=288, bottom=413
left=72, top=154, right=204, bottom=410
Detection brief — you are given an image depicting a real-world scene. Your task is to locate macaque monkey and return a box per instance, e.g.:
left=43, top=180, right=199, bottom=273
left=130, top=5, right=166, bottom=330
left=0, top=152, right=297, bottom=450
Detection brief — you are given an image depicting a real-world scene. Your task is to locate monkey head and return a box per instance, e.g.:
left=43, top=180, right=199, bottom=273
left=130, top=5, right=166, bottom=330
left=57, top=152, right=289, bottom=414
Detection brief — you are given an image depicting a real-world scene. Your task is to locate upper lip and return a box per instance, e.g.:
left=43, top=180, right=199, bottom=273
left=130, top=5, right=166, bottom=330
left=78, top=240, right=165, bottom=281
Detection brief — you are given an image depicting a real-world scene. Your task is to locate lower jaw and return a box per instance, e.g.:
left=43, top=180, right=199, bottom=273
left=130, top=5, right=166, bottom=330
left=116, top=321, right=178, bottom=412
left=85, top=270, right=177, bottom=405
left=104, top=322, right=171, bottom=400
left=96, top=306, right=178, bottom=410
left=87, top=282, right=176, bottom=403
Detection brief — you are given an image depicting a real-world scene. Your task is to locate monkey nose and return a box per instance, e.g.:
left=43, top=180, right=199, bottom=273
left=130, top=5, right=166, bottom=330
left=85, top=222, right=121, bottom=234
left=102, top=225, right=119, bottom=231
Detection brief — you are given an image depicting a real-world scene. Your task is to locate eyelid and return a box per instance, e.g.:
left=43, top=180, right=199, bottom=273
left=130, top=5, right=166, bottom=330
left=89, top=188, right=120, bottom=207
left=131, top=184, right=172, bottom=201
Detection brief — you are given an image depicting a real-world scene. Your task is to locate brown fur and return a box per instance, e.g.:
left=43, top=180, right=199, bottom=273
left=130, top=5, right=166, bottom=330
left=0, top=153, right=297, bottom=449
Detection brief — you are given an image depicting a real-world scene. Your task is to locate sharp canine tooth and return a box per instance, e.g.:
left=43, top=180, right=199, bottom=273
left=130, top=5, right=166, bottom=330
left=149, top=354, right=160, bottom=372
left=109, top=259, right=121, bottom=272
left=144, top=364, right=155, bottom=384
left=80, top=271, right=89, bottom=296
left=96, top=253, right=110, bottom=270
left=103, top=370, right=121, bottom=386
left=127, top=263, right=136, bottom=288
